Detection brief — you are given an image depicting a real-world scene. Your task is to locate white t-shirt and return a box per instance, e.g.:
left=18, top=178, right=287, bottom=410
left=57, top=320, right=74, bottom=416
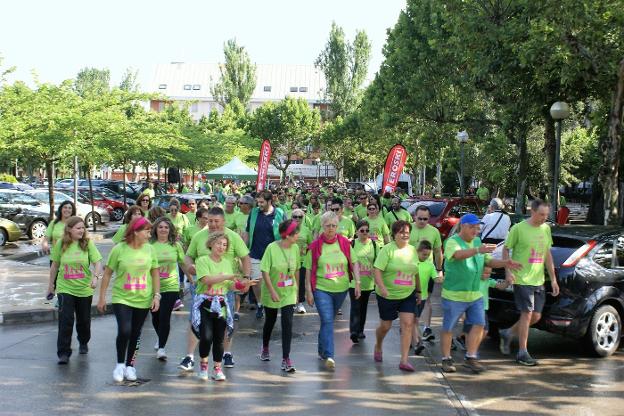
left=480, top=211, right=511, bottom=240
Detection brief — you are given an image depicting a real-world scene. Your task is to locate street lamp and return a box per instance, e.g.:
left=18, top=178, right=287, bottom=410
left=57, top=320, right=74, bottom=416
left=550, top=101, right=570, bottom=222
left=456, top=130, right=469, bottom=198
left=315, top=157, right=321, bottom=183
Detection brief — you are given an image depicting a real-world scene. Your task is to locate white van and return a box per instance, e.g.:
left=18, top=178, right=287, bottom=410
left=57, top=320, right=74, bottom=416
left=375, top=173, right=413, bottom=196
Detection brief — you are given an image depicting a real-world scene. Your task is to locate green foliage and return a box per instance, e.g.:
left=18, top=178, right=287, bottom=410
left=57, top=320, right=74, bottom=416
left=210, top=39, right=257, bottom=109
left=0, top=173, right=17, bottom=183
left=73, top=67, right=111, bottom=98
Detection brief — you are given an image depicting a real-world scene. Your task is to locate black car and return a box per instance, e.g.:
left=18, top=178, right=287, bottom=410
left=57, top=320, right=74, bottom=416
left=488, top=225, right=624, bottom=357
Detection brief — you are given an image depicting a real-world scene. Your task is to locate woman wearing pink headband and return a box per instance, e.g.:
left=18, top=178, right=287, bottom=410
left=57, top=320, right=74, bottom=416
left=258, top=219, right=301, bottom=372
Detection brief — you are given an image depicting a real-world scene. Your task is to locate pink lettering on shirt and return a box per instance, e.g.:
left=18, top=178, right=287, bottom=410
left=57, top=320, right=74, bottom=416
left=63, top=265, right=85, bottom=280
left=158, top=266, right=170, bottom=279
left=393, top=271, right=414, bottom=286
left=359, top=264, right=372, bottom=276
left=205, top=286, right=225, bottom=296
left=123, top=273, right=147, bottom=290
left=324, top=263, right=346, bottom=279
left=277, top=272, right=294, bottom=287
left=528, top=248, right=544, bottom=264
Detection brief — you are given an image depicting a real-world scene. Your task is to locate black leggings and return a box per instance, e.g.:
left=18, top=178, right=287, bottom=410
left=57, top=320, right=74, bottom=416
left=349, top=288, right=372, bottom=337
left=151, top=291, right=179, bottom=348
left=298, top=267, right=306, bottom=303
left=263, top=304, right=295, bottom=359
left=199, top=308, right=226, bottom=362
left=57, top=293, right=92, bottom=357
left=113, top=304, right=149, bottom=366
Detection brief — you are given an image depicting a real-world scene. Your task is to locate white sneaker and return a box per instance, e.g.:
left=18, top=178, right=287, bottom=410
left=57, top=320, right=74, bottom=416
left=325, top=357, right=336, bottom=369
left=156, top=348, right=167, bottom=361
left=113, top=363, right=125, bottom=382
left=124, top=366, right=137, bottom=381
left=295, top=303, right=306, bottom=314
left=154, top=342, right=159, bottom=350
left=212, top=366, right=226, bottom=381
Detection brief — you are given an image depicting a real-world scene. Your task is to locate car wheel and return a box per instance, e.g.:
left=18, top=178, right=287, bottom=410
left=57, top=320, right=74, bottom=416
left=585, top=304, right=621, bottom=357
left=0, top=228, right=7, bottom=246
left=29, top=220, right=47, bottom=239
left=112, top=208, right=124, bottom=222
left=85, top=212, right=100, bottom=227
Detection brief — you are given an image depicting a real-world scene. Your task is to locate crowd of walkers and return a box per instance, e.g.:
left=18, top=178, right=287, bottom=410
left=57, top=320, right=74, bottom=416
left=44, top=182, right=557, bottom=381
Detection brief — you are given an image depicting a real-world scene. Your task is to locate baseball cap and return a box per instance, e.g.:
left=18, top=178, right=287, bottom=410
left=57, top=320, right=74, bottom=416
left=460, top=213, right=482, bottom=225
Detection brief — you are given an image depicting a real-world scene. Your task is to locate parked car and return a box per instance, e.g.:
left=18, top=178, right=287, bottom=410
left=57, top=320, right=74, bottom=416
left=401, top=197, right=485, bottom=239
left=0, top=190, right=50, bottom=239
left=151, top=193, right=204, bottom=213
left=0, top=218, right=23, bottom=246
left=77, top=187, right=128, bottom=221
left=25, top=189, right=110, bottom=226
left=0, top=181, right=35, bottom=191
left=488, top=225, right=624, bottom=357
left=97, top=180, right=141, bottom=200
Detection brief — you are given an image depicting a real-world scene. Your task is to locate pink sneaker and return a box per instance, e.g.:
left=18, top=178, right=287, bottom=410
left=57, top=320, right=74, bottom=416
left=374, top=350, right=383, bottom=362
left=399, top=362, right=415, bottom=372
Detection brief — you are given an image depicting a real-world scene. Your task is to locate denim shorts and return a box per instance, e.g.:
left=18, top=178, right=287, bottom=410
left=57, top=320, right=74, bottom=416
left=441, top=297, right=485, bottom=332
left=513, top=285, right=546, bottom=313
left=377, top=290, right=417, bottom=321
left=463, top=311, right=489, bottom=333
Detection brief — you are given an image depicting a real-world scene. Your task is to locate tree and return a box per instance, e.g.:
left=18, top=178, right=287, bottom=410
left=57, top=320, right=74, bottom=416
left=315, top=23, right=371, bottom=118
left=0, top=54, right=15, bottom=84
left=248, top=97, right=320, bottom=182
left=210, top=39, right=257, bottom=109
left=73, top=67, right=110, bottom=98
left=119, top=67, right=140, bottom=92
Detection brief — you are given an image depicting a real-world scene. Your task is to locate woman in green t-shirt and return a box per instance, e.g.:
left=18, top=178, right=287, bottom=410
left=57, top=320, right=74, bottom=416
left=373, top=220, right=420, bottom=372
left=349, top=220, right=376, bottom=344
left=112, top=206, right=143, bottom=244
left=167, top=197, right=189, bottom=239
left=259, top=219, right=301, bottom=373
left=47, top=216, right=103, bottom=364
left=291, top=209, right=312, bottom=314
left=149, top=217, right=188, bottom=361
left=194, top=232, right=255, bottom=381
left=365, top=202, right=391, bottom=246
left=42, top=200, right=76, bottom=254
left=136, top=194, right=152, bottom=216
left=98, top=217, right=160, bottom=384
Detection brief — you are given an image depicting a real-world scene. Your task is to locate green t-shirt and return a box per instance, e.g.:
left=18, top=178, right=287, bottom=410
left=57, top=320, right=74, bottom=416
left=151, top=241, right=185, bottom=293
left=51, top=240, right=102, bottom=297
left=107, top=242, right=159, bottom=309
left=409, top=224, right=442, bottom=262
left=186, top=227, right=249, bottom=273
left=260, top=241, right=300, bottom=308
left=45, top=220, right=65, bottom=246
left=504, top=221, right=553, bottom=286
left=304, top=242, right=350, bottom=293
left=195, top=255, right=235, bottom=297
left=476, top=186, right=490, bottom=200
left=418, top=261, right=437, bottom=300
left=234, top=213, right=249, bottom=235
left=354, top=204, right=368, bottom=221
left=373, top=242, right=419, bottom=300
left=384, top=209, right=412, bottom=227
left=365, top=216, right=390, bottom=246
left=343, top=208, right=354, bottom=220
left=311, top=213, right=322, bottom=234
left=183, top=224, right=206, bottom=247
left=112, top=224, right=127, bottom=244
left=224, top=211, right=239, bottom=231
left=185, top=211, right=196, bottom=225
left=295, top=224, right=313, bottom=266
left=337, top=215, right=356, bottom=239
left=168, top=212, right=189, bottom=238
left=443, top=237, right=491, bottom=302
left=481, top=278, right=497, bottom=310
left=350, top=239, right=376, bottom=291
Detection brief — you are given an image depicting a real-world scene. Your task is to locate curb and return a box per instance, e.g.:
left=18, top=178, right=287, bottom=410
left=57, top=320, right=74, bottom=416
left=0, top=303, right=114, bottom=325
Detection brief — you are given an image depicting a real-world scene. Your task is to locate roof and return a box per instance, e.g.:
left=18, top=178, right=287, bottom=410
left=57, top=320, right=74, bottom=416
left=149, top=62, right=326, bottom=103
left=204, top=157, right=258, bottom=180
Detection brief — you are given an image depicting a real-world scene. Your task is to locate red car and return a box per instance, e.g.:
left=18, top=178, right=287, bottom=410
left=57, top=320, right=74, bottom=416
left=402, top=197, right=486, bottom=239
left=77, top=188, right=128, bottom=222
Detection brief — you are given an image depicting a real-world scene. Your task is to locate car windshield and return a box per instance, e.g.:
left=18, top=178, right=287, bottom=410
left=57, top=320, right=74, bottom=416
left=11, top=192, right=42, bottom=206
left=97, top=188, right=122, bottom=199
left=409, top=201, right=446, bottom=217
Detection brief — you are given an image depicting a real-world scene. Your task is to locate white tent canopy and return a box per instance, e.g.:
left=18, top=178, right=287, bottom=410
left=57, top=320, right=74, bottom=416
left=204, top=157, right=257, bottom=180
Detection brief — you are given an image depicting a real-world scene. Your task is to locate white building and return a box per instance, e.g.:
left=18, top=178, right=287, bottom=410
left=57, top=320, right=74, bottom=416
left=148, top=62, right=328, bottom=120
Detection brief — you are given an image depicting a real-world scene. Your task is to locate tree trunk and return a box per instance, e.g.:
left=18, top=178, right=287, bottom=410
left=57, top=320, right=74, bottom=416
left=587, top=178, right=604, bottom=225
left=598, top=58, right=624, bottom=225
left=543, top=109, right=556, bottom=196
left=88, top=165, right=97, bottom=232
left=132, top=163, right=137, bottom=182
left=515, top=134, right=529, bottom=215
left=46, top=160, right=55, bottom=222
left=122, top=161, right=128, bottom=207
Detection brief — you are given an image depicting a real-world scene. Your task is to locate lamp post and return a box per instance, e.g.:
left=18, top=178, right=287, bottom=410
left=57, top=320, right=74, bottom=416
left=549, top=101, right=570, bottom=222
left=315, top=157, right=321, bottom=183
left=456, top=130, right=469, bottom=198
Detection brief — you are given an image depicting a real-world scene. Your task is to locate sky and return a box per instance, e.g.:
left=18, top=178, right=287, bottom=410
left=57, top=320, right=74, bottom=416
left=1, top=0, right=406, bottom=91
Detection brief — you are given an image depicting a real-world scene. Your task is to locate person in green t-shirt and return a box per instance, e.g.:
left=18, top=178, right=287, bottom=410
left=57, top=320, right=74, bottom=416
left=194, top=232, right=255, bottom=381
left=185, top=198, right=198, bottom=224
left=167, top=198, right=189, bottom=239
left=500, top=199, right=558, bottom=366
left=329, top=198, right=356, bottom=239
left=373, top=220, right=420, bottom=372
left=223, top=196, right=240, bottom=231
left=291, top=209, right=312, bottom=314
left=260, top=220, right=301, bottom=372
left=136, top=194, right=152, bottom=216
left=42, top=200, right=76, bottom=254
left=47, top=216, right=103, bottom=364
left=343, top=197, right=355, bottom=221
left=98, top=216, right=160, bottom=383
left=150, top=217, right=189, bottom=360
left=476, top=185, right=490, bottom=201
left=439, top=213, right=520, bottom=374
left=354, top=193, right=369, bottom=221
left=384, top=197, right=412, bottom=228
left=365, top=203, right=391, bottom=246
left=349, top=220, right=377, bottom=344
left=113, top=206, right=144, bottom=244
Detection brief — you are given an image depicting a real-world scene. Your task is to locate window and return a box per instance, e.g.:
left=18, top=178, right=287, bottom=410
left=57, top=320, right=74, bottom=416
left=616, top=236, right=624, bottom=268
left=289, top=86, right=298, bottom=92
left=158, top=84, right=167, bottom=89
left=192, top=84, right=201, bottom=90
left=263, top=86, right=272, bottom=92
left=183, top=84, right=192, bottom=90
left=190, top=103, right=198, bottom=113
left=299, top=87, right=308, bottom=92
left=594, top=242, right=614, bottom=269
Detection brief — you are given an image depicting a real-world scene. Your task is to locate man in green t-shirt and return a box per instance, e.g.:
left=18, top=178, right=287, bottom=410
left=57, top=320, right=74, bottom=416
left=384, top=197, right=412, bottom=228
left=500, top=199, right=558, bottom=367
left=440, top=214, right=520, bottom=374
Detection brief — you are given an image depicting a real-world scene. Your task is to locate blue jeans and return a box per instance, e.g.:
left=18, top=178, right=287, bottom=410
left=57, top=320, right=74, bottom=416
left=313, top=289, right=347, bottom=359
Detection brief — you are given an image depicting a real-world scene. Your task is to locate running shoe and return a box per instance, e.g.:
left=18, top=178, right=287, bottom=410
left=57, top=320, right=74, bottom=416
left=281, top=358, right=296, bottom=373
left=212, top=366, right=226, bottom=381
left=399, top=362, right=415, bottom=372
left=223, top=353, right=235, bottom=368
left=198, top=363, right=209, bottom=381
left=374, top=350, right=383, bottom=362
left=325, top=357, right=336, bottom=369
left=173, top=299, right=184, bottom=311
left=295, top=303, right=306, bottom=314
left=422, top=327, right=435, bottom=341
left=260, top=347, right=270, bottom=361
left=256, top=305, right=264, bottom=319
left=336, top=308, right=343, bottom=315
left=350, top=334, right=360, bottom=344
left=413, top=341, right=425, bottom=356
left=234, top=312, right=240, bottom=321
left=57, top=354, right=69, bottom=365
left=464, top=357, right=485, bottom=373
left=358, top=332, right=366, bottom=339
left=516, top=352, right=538, bottom=366
left=153, top=342, right=159, bottom=351
left=124, top=366, right=137, bottom=381
left=441, top=358, right=456, bottom=373
left=453, top=336, right=467, bottom=351
left=179, top=356, right=195, bottom=371
left=113, top=364, right=125, bottom=382
left=499, top=328, right=512, bottom=355
left=156, top=348, right=167, bottom=361
left=79, top=344, right=88, bottom=354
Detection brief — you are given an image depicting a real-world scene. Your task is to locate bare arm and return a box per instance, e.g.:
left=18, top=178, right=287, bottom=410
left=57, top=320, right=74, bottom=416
left=97, top=266, right=114, bottom=312
left=47, top=261, right=59, bottom=295
left=241, top=255, right=251, bottom=277
left=433, top=247, right=443, bottom=271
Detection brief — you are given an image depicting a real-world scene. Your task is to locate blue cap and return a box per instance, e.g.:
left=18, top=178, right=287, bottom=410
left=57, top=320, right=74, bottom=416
left=460, top=213, right=482, bottom=225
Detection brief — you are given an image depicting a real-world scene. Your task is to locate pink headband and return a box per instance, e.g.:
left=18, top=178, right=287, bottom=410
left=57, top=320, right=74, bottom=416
left=131, top=217, right=149, bottom=232
left=280, top=221, right=299, bottom=239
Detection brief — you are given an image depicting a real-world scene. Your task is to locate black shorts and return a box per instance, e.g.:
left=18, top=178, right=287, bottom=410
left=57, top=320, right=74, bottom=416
left=513, top=285, right=546, bottom=313
left=414, top=298, right=427, bottom=318
left=428, top=279, right=435, bottom=294
left=377, top=290, right=417, bottom=321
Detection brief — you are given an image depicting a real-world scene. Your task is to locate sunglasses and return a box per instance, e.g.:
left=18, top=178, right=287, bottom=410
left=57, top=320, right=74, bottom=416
left=331, top=208, right=340, bottom=212
left=359, top=228, right=369, bottom=233
left=189, top=203, right=196, bottom=206
left=367, top=207, right=377, bottom=211
left=416, top=217, right=429, bottom=221
left=292, top=215, right=304, bottom=219
left=140, top=199, right=149, bottom=203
